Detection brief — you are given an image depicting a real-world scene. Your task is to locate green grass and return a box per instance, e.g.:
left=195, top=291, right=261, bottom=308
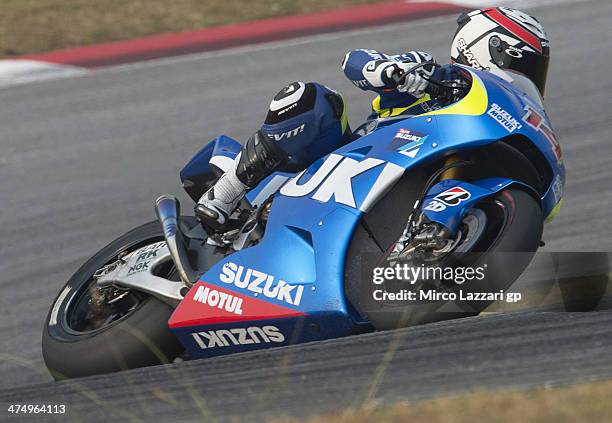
left=272, top=379, right=612, bottom=423
left=0, top=0, right=382, bottom=58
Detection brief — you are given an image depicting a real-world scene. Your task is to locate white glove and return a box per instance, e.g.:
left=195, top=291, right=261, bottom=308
left=398, top=71, right=429, bottom=97
left=384, top=62, right=429, bottom=97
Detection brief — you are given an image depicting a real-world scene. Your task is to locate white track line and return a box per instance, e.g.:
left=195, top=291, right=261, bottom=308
left=0, top=60, right=88, bottom=88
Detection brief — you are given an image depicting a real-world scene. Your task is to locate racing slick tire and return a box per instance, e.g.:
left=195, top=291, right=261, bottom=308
left=42, top=218, right=198, bottom=380
left=344, top=178, right=543, bottom=330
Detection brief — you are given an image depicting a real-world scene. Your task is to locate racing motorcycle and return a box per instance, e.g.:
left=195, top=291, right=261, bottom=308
left=43, top=64, right=565, bottom=379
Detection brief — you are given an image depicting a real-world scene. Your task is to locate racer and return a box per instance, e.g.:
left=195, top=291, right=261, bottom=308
left=194, top=7, right=550, bottom=229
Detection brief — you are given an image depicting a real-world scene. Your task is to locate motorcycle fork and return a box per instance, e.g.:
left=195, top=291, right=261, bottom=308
left=439, top=154, right=466, bottom=181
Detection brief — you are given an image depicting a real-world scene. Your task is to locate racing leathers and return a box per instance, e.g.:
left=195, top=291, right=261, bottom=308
left=341, top=49, right=440, bottom=118
left=194, top=49, right=441, bottom=228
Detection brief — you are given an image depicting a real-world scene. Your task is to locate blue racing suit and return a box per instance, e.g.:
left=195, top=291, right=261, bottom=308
left=342, top=48, right=443, bottom=118
left=194, top=48, right=452, bottom=226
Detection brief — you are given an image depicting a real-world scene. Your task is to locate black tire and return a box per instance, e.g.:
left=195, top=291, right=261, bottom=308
left=42, top=218, right=198, bottom=380
left=345, top=185, right=543, bottom=330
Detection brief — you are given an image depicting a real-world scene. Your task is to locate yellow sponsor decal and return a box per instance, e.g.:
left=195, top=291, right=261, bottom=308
left=372, top=94, right=432, bottom=118
left=545, top=198, right=564, bottom=223
left=339, top=93, right=348, bottom=134
left=422, top=70, right=489, bottom=117
left=371, top=70, right=488, bottom=119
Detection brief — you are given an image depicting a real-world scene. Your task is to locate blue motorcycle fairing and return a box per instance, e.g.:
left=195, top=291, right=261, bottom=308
left=175, top=206, right=369, bottom=358
left=179, top=135, right=241, bottom=201
left=477, top=70, right=566, bottom=215
left=421, top=178, right=539, bottom=233
left=180, top=134, right=241, bottom=180
left=171, top=312, right=365, bottom=359
left=172, top=67, right=565, bottom=358
left=244, top=172, right=294, bottom=208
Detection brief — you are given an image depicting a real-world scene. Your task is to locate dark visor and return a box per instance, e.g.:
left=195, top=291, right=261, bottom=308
left=489, top=39, right=550, bottom=95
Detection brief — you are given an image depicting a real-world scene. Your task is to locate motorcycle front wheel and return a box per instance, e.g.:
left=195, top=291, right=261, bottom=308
left=344, top=178, right=543, bottom=330
left=42, top=218, right=197, bottom=380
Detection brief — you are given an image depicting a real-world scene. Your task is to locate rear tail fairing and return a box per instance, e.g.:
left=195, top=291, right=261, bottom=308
left=170, top=67, right=564, bottom=357
left=180, top=135, right=242, bottom=201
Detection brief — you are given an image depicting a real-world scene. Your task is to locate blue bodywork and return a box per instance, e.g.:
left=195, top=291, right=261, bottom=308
left=172, top=66, right=565, bottom=358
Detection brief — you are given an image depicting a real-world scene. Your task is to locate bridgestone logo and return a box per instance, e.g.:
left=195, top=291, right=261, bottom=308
left=191, top=326, right=285, bottom=349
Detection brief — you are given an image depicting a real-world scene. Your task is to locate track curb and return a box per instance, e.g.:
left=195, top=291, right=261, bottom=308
left=13, top=1, right=464, bottom=69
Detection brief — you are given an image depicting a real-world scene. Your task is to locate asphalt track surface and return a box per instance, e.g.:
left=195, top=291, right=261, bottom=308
left=0, top=0, right=611, bottom=420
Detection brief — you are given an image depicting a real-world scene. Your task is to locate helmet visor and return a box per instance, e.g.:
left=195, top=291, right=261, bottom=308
left=489, top=39, right=550, bottom=95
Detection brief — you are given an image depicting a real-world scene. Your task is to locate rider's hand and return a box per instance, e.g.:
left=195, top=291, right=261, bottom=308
left=383, top=62, right=430, bottom=97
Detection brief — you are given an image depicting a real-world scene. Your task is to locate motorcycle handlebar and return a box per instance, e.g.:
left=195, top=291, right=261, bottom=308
left=390, top=62, right=459, bottom=101
left=423, top=79, right=447, bottom=99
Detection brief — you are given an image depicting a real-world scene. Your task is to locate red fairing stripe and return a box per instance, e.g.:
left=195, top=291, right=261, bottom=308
left=168, top=282, right=306, bottom=329
left=485, top=9, right=542, bottom=53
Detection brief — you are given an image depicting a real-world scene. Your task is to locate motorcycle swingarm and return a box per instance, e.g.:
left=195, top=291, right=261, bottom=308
left=94, top=242, right=186, bottom=307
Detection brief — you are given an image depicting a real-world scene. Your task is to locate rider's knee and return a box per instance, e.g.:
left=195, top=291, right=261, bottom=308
left=260, top=81, right=352, bottom=169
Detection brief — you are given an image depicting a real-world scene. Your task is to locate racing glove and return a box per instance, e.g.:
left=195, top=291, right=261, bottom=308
left=362, top=60, right=431, bottom=97
left=384, top=62, right=430, bottom=97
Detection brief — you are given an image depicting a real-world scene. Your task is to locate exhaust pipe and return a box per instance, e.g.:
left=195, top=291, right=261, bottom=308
left=155, top=195, right=198, bottom=287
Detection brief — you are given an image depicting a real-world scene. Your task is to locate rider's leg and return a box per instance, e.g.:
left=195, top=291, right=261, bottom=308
left=194, top=130, right=287, bottom=226
left=195, top=81, right=351, bottom=228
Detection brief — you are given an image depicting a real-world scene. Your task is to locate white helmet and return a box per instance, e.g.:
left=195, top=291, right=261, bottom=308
left=450, top=7, right=550, bottom=95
